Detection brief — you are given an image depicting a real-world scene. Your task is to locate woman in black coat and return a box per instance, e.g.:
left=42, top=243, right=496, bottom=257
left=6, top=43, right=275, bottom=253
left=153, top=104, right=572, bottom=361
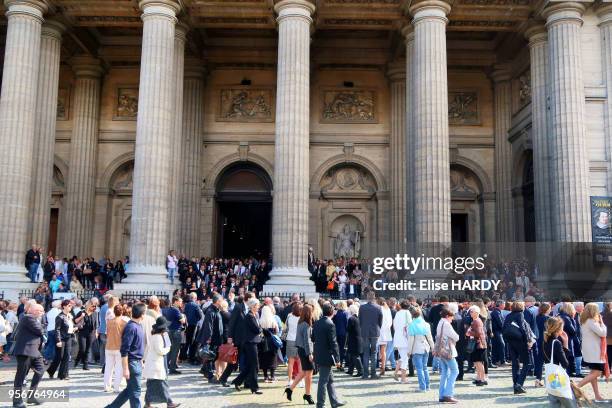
left=558, top=303, right=579, bottom=377
left=502, top=302, right=533, bottom=394
left=345, top=305, right=363, bottom=377
left=231, top=299, right=263, bottom=394
left=47, top=300, right=74, bottom=380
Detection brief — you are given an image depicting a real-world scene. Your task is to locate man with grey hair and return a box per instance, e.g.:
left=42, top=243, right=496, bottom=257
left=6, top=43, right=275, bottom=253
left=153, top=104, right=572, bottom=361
left=43, top=300, right=61, bottom=361
left=491, top=300, right=506, bottom=366
left=272, top=296, right=282, bottom=316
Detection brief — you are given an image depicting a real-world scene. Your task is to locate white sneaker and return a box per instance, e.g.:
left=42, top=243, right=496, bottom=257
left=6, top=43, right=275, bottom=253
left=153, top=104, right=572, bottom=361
left=298, top=380, right=305, bottom=388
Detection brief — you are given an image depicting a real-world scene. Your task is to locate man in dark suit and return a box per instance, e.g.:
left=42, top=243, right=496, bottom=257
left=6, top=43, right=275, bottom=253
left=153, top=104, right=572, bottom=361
left=218, top=292, right=253, bottom=386
left=312, top=302, right=345, bottom=408
left=24, top=246, right=40, bottom=283
left=198, top=293, right=224, bottom=383
left=12, top=303, right=45, bottom=408
left=358, top=291, right=382, bottom=379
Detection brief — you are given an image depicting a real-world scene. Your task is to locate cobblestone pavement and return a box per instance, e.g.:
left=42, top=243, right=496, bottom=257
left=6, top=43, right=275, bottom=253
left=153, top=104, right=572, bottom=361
left=1, top=361, right=611, bottom=408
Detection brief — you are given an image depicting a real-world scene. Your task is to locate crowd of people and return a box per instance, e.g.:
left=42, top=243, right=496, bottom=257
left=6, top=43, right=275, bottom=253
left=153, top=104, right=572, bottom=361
left=1, top=287, right=611, bottom=408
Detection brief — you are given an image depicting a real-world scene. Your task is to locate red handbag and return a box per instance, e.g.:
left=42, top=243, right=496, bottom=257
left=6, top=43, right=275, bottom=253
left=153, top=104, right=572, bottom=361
left=217, top=343, right=238, bottom=364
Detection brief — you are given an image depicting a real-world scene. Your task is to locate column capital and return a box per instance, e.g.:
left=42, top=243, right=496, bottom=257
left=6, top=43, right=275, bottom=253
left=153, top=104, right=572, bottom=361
left=409, top=0, right=451, bottom=23
left=542, top=1, right=588, bottom=27
left=175, top=20, right=189, bottom=42
left=139, top=0, right=181, bottom=21
left=491, top=64, right=512, bottom=83
left=387, top=61, right=406, bottom=82
left=524, top=21, right=548, bottom=45
left=4, top=0, right=48, bottom=22
left=184, top=57, right=207, bottom=79
left=41, top=19, right=66, bottom=40
left=597, top=2, right=612, bottom=27
left=274, top=0, right=315, bottom=23
left=69, top=56, right=105, bottom=79
left=401, top=24, right=414, bottom=43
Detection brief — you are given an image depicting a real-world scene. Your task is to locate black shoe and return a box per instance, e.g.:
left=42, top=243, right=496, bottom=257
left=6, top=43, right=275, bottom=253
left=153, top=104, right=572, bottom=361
left=370, top=375, right=380, bottom=380
left=488, top=364, right=498, bottom=369
left=83, top=367, right=89, bottom=371
left=169, top=370, right=182, bottom=375
left=26, top=398, right=42, bottom=405
left=47, top=371, right=54, bottom=379
left=514, top=386, right=526, bottom=394
left=353, top=372, right=362, bottom=377
left=345, top=371, right=353, bottom=375
left=303, top=394, right=315, bottom=405
left=455, top=377, right=464, bottom=381
left=283, top=387, right=292, bottom=401
left=208, top=378, right=219, bottom=384
left=220, top=382, right=230, bottom=388
left=233, top=383, right=241, bottom=391
left=199, top=367, right=206, bottom=375
left=12, top=399, right=26, bottom=408
left=332, top=402, right=346, bottom=408
left=251, top=390, right=262, bottom=395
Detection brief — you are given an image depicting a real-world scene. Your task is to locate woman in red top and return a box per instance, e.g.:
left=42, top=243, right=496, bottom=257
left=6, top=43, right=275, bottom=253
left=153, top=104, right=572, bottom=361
left=466, top=305, right=488, bottom=386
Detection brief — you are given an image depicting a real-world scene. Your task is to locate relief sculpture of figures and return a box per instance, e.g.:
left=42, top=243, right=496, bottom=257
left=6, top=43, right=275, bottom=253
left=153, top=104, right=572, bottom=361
left=219, top=88, right=273, bottom=122
left=115, top=88, right=139, bottom=119
left=322, top=90, right=376, bottom=123
left=334, top=223, right=361, bottom=259
left=448, top=91, right=479, bottom=125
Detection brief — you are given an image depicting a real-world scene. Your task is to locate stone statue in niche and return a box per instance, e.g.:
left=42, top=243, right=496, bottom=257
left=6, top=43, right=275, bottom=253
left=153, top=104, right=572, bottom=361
left=448, top=91, right=479, bottom=125
left=321, top=90, right=376, bottom=123
left=57, top=88, right=69, bottom=120
left=334, top=223, right=361, bottom=259
left=218, top=88, right=273, bottom=122
left=115, top=88, right=139, bottom=119
left=519, top=72, right=531, bottom=105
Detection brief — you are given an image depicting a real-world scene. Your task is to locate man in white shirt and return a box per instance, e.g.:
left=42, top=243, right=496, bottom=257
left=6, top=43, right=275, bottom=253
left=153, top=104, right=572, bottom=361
left=43, top=300, right=61, bottom=361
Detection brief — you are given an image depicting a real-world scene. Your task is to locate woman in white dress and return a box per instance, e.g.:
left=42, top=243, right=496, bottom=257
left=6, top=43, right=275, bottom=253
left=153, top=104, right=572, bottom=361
left=392, top=300, right=412, bottom=383
left=377, top=298, right=393, bottom=376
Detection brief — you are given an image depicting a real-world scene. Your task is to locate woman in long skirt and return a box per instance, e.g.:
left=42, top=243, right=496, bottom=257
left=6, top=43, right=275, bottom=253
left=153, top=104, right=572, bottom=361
left=143, top=316, right=180, bottom=408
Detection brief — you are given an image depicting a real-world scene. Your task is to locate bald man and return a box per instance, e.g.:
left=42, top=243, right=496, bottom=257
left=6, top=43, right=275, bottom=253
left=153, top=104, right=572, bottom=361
left=12, top=303, right=45, bottom=407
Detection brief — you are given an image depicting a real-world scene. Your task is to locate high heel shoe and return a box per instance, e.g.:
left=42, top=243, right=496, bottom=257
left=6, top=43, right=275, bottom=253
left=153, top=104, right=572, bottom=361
left=283, top=387, right=293, bottom=401
left=251, top=390, right=263, bottom=395
left=303, top=394, right=315, bottom=405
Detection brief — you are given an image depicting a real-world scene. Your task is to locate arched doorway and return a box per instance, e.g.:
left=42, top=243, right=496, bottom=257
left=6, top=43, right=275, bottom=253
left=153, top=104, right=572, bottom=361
left=215, top=162, right=272, bottom=258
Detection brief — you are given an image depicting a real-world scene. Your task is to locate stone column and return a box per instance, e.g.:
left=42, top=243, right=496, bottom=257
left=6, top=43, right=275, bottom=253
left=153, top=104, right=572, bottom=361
left=0, top=0, right=47, bottom=276
left=492, top=65, right=514, bottom=242
left=410, top=0, right=451, bottom=243
left=168, top=22, right=187, bottom=254
left=387, top=62, right=406, bottom=254
left=128, top=0, right=180, bottom=281
left=29, top=20, right=65, bottom=253
left=526, top=24, right=553, bottom=242
left=403, top=25, right=415, bottom=245
left=179, top=60, right=205, bottom=258
left=599, top=4, right=612, bottom=194
left=543, top=2, right=591, bottom=242
left=61, top=57, right=103, bottom=257
left=264, top=0, right=316, bottom=295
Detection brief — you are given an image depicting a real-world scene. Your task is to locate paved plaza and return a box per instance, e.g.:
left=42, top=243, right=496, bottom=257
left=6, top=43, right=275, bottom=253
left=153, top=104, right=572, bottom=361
left=1, top=362, right=611, bottom=408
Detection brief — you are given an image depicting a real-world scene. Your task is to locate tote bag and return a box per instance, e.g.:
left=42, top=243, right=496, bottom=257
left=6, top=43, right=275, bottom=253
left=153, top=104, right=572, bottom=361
left=544, top=339, right=574, bottom=401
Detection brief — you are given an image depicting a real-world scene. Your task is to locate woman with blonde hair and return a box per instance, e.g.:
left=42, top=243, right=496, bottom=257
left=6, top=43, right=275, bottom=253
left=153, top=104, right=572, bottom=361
left=407, top=306, right=434, bottom=390
left=577, top=303, right=608, bottom=402
left=259, top=304, right=280, bottom=382
left=377, top=298, right=393, bottom=376
left=542, top=317, right=577, bottom=408
left=559, top=302, right=580, bottom=377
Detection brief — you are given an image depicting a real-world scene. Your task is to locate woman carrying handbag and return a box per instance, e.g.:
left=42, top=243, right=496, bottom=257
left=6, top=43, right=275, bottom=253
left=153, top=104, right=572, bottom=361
left=434, top=308, right=460, bottom=404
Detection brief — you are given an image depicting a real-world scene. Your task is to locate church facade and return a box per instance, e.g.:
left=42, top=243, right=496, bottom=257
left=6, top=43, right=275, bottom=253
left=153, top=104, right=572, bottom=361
left=0, top=0, right=611, bottom=295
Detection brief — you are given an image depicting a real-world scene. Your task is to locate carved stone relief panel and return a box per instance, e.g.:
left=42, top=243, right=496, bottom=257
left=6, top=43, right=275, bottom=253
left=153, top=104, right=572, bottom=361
left=114, top=87, right=139, bottom=120
left=450, top=167, right=480, bottom=196
left=112, top=162, right=134, bottom=192
left=57, top=87, right=70, bottom=120
left=216, top=88, right=274, bottom=122
left=321, top=89, right=377, bottom=124
left=448, top=90, right=479, bottom=125
left=320, top=164, right=377, bottom=196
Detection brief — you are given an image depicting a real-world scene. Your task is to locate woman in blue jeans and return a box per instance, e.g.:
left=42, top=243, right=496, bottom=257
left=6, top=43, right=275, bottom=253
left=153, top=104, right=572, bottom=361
left=435, top=308, right=460, bottom=404
left=406, top=307, right=434, bottom=391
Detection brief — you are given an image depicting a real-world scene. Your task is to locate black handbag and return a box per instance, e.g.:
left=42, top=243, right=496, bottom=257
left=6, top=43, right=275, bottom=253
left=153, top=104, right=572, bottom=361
left=465, top=338, right=477, bottom=355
